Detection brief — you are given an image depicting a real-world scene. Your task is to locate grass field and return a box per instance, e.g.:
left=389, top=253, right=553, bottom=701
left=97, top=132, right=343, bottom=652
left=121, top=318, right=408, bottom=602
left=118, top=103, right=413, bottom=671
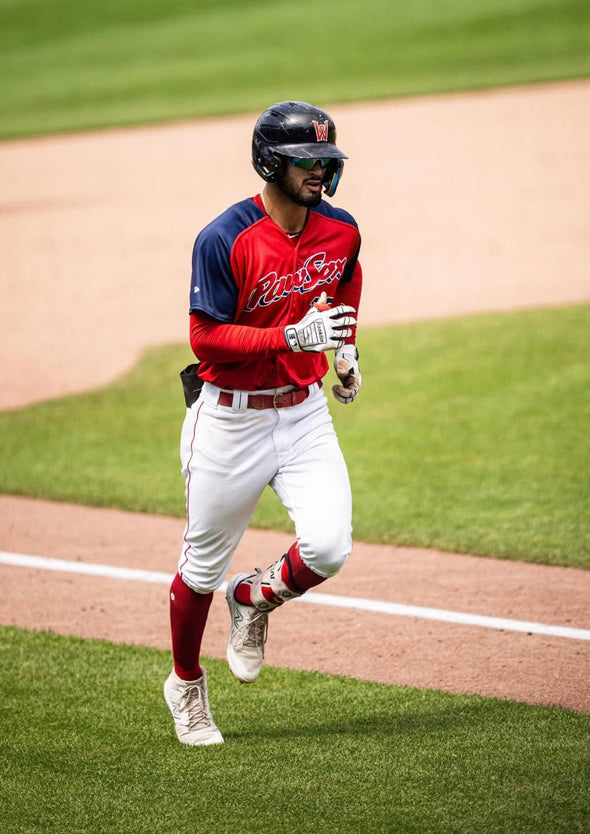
left=2, top=2, right=589, bottom=832
left=1, top=627, right=589, bottom=834
left=1, top=305, right=588, bottom=568
left=1, top=0, right=589, bottom=138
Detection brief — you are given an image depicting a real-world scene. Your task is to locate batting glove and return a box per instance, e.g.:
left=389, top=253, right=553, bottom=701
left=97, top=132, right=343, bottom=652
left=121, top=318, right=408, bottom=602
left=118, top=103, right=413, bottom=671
left=332, top=345, right=362, bottom=404
left=284, top=294, right=356, bottom=353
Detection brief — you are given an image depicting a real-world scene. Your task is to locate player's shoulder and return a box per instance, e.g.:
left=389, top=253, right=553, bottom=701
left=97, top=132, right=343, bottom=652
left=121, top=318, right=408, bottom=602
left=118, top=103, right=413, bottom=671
left=196, top=197, right=264, bottom=246
left=311, top=200, right=359, bottom=230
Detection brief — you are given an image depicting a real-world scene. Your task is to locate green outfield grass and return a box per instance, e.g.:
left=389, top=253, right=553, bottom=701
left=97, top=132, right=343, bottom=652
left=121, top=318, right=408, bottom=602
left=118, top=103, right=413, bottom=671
left=1, top=0, right=589, bottom=138
left=1, top=626, right=588, bottom=834
left=1, top=304, right=588, bottom=569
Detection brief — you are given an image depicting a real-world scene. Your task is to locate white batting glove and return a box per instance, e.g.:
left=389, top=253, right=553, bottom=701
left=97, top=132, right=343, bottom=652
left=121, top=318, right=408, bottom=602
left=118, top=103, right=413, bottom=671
left=332, top=345, right=362, bottom=404
left=284, top=294, right=356, bottom=353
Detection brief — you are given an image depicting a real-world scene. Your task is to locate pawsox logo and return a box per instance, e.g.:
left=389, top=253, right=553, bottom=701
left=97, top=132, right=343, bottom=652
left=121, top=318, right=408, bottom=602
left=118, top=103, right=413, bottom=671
left=245, top=251, right=347, bottom=311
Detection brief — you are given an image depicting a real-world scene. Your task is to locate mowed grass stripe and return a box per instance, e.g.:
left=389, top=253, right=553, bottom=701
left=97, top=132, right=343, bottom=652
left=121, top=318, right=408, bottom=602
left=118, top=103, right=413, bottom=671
left=1, top=627, right=589, bottom=834
left=1, top=0, right=589, bottom=138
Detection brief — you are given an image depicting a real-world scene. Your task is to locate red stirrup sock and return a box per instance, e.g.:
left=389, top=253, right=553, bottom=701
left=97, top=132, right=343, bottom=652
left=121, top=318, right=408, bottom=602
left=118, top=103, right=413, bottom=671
left=234, top=542, right=328, bottom=610
left=282, top=542, right=327, bottom=593
left=169, top=572, right=213, bottom=681
left=234, top=579, right=255, bottom=606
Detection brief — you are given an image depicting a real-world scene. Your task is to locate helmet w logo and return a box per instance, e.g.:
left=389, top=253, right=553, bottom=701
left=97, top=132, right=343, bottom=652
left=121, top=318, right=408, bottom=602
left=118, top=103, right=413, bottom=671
left=312, top=119, right=329, bottom=141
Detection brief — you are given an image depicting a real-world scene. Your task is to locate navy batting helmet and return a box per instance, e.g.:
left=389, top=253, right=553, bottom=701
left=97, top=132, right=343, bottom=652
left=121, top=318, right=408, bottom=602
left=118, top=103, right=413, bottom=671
left=252, top=101, right=347, bottom=197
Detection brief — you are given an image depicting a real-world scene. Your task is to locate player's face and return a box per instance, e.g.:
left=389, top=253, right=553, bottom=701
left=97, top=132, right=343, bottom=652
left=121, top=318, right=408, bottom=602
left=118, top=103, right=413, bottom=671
left=277, top=159, right=325, bottom=207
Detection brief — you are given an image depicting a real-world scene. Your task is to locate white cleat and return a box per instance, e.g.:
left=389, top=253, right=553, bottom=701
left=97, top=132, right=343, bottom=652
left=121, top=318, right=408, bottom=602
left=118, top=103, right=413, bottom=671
left=225, top=573, right=268, bottom=683
left=164, top=667, right=224, bottom=746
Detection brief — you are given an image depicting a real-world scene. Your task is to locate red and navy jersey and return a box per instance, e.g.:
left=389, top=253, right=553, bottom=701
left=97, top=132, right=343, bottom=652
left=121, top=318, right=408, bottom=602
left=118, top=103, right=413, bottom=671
left=189, top=193, right=362, bottom=390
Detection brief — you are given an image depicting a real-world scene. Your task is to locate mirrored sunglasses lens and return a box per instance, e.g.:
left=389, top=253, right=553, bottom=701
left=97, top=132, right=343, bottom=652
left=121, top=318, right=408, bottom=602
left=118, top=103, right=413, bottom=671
left=291, top=157, right=332, bottom=170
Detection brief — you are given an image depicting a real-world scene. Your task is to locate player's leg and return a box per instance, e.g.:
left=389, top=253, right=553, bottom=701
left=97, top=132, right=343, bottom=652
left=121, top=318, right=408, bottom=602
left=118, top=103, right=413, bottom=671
left=226, top=389, right=351, bottom=682
left=265, top=422, right=352, bottom=595
left=230, top=430, right=351, bottom=609
left=166, top=398, right=277, bottom=743
left=259, top=386, right=352, bottom=593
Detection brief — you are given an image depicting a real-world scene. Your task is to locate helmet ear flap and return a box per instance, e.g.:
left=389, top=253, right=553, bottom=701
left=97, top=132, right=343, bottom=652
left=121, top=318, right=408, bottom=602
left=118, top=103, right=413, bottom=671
left=252, top=139, right=285, bottom=182
left=323, top=158, right=344, bottom=197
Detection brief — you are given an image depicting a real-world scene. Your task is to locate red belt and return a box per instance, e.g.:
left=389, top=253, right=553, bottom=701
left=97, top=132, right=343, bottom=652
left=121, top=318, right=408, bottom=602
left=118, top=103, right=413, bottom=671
left=217, top=384, right=317, bottom=410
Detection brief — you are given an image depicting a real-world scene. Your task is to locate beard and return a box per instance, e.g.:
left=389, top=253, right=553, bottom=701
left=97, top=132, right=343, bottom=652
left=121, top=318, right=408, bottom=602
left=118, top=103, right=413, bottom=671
left=276, top=173, right=323, bottom=207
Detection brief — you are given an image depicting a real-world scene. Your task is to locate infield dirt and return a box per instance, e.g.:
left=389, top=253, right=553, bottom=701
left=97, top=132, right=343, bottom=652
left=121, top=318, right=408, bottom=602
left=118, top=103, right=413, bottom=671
left=1, top=80, right=589, bottom=711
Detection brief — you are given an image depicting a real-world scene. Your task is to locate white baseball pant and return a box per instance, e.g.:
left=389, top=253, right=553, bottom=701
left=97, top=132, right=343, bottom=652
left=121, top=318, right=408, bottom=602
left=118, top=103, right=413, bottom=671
left=178, top=381, right=352, bottom=593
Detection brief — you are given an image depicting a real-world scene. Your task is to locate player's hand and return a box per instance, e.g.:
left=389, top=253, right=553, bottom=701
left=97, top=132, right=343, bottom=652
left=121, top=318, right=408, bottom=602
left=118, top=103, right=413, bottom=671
left=284, top=293, right=356, bottom=352
left=332, top=345, right=362, bottom=404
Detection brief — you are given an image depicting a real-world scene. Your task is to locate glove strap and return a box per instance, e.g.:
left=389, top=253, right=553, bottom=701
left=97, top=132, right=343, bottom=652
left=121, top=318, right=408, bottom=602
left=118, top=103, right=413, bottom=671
left=284, top=327, right=301, bottom=351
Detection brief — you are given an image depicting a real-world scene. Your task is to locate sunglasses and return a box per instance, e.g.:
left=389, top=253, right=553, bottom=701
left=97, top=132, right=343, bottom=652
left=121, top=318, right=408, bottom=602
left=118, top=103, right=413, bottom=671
left=289, top=157, right=332, bottom=170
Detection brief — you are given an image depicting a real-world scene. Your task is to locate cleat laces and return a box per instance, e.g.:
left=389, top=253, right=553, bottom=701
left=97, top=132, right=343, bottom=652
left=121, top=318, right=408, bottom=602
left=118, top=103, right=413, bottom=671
left=176, top=681, right=211, bottom=731
left=236, top=610, right=268, bottom=651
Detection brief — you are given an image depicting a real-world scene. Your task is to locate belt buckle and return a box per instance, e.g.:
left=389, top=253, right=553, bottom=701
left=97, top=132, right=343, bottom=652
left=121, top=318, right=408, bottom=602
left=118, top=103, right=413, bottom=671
left=272, top=391, right=282, bottom=409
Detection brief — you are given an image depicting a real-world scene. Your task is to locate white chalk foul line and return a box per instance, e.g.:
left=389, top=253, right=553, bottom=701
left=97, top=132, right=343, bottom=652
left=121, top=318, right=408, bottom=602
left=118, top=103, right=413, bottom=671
left=1, top=550, right=589, bottom=642
left=298, top=590, right=590, bottom=641
left=0, top=551, right=173, bottom=585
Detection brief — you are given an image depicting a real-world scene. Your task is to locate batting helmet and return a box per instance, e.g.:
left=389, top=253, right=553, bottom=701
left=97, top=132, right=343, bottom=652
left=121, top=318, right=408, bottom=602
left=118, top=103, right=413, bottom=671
left=252, top=101, right=347, bottom=197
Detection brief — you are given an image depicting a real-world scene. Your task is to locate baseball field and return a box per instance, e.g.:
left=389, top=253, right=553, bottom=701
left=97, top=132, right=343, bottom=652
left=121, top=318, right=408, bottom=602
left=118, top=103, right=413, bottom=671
left=1, top=1, right=590, bottom=832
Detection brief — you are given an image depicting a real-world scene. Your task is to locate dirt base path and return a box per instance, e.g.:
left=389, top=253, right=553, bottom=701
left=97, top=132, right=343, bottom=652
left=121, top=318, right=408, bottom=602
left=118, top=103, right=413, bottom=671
left=1, top=81, right=589, bottom=711
left=1, top=496, right=589, bottom=711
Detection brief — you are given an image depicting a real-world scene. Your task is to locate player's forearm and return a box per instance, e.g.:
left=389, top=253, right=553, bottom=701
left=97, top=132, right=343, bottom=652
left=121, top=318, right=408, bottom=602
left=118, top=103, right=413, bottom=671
left=332, top=263, right=362, bottom=343
left=190, top=312, right=286, bottom=361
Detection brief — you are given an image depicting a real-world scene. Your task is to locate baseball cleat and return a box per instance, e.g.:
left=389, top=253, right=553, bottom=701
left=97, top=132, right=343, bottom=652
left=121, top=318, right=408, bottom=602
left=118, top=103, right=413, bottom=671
left=226, top=573, right=268, bottom=683
left=164, top=667, right=224, bottom=746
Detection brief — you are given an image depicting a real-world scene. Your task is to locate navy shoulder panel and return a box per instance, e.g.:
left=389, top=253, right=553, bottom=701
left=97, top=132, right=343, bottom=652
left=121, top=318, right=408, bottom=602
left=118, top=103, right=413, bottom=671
left=311, top=200, right=359, bottom=230
left=190, top=198, right=264, bottom=320
left=197, top=197, right=264, bottom=250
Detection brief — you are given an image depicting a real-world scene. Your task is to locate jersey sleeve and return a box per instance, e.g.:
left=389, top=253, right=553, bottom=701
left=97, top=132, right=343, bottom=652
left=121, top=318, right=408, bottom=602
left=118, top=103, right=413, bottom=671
left=189, top=199, right=265, bottom=322
left=189, top=224, right=239, bottom=322
left=333, top=259, right=362, bottom=344
left=190, top=311, right=287, bottom=362
left=333, top=259, right=362, bottom=314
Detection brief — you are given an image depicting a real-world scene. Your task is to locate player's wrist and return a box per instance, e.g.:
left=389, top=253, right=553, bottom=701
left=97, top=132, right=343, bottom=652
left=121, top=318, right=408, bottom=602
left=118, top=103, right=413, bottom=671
left=335, top=344, right=359, bottom=362
left=284, top=326, right=302, bottom=352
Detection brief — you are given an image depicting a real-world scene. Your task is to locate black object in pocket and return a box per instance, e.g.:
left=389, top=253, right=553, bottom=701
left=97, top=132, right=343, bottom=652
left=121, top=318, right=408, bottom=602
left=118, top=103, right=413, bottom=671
left=180, top=363, right=204, bottom=408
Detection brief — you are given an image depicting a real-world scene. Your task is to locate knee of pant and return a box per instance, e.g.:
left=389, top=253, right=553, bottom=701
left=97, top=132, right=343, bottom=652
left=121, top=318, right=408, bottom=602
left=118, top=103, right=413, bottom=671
left=178, top=557, right=227, bottom=595
left=301, top=530, right=351, bottom=578
left=179, top=570, right=220, bottom=595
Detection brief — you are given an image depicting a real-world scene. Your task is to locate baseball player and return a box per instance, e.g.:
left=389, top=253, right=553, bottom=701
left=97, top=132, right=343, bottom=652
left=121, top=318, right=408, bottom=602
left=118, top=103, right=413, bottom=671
left=164, top=100, right=363, bottom=745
